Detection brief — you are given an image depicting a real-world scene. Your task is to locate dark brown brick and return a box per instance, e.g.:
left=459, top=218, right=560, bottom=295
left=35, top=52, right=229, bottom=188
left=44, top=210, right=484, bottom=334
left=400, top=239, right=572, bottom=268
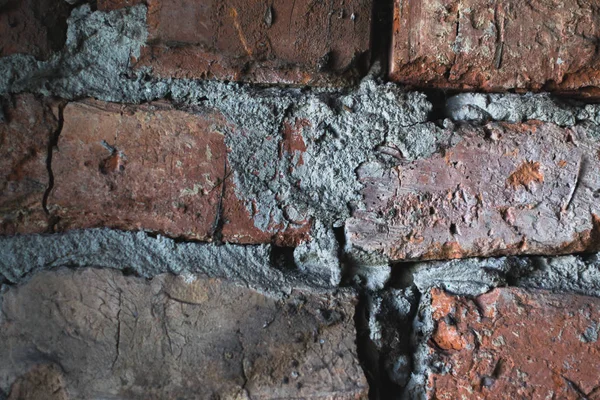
left=0, top=94, right=57, bottom=235
left=347, top=121, right=600, bottom=260
left=390, top=0, right=600, bottom=97
left=102, top=0, right=372, bottom=85
left=425, top=287, right=600, bottom=399
left=0, top=0, right=70, bottom=60
left=0, top=268, right=368, bottom=399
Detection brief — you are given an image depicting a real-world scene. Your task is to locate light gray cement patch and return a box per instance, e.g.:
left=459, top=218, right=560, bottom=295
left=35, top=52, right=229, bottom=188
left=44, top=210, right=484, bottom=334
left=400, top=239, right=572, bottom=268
left=446, top=92, right=600, bottom=127
left=0, top=229, right=341, bottom=298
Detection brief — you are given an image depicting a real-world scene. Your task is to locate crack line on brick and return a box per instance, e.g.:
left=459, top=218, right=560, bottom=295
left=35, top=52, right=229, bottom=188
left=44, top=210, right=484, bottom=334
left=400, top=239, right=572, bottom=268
left=562, top=155, right=586, bottom=215
left=210, top=156, right=229, bottom=243
left=112, top=289, right=122, bottom=371
left=42, top=101, right=66, bottom=222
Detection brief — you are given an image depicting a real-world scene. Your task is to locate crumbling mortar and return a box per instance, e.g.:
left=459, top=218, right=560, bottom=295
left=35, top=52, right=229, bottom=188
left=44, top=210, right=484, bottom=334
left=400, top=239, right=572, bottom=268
left=360, top=253, right=600, bottom=399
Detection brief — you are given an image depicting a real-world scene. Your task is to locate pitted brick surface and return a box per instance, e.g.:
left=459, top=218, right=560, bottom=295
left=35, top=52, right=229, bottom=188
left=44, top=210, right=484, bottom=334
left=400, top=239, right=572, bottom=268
left=347, top=121, right=600, bottom=260
left=425, top=288, right=600, bottom=399
left=390, top=0, right=600, bottom=97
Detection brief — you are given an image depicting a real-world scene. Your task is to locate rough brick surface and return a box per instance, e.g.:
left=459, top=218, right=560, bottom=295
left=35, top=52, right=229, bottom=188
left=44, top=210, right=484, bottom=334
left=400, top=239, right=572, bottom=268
left=347, top=121, right=600, bottom=260
left=101, top=0, right=371, bottom=85
left=425, top=288, right=600, bottom=399
left=0, top=268, right=368, bottom=399
left=0, top=0, right=70, bottom=60
left=391, top=0, right=600, bottom=96
left=50, top=100, right=227, bottom=240
left=49, top=99, right=311, bottom=244
left=0, top=94, right=56, bottom=235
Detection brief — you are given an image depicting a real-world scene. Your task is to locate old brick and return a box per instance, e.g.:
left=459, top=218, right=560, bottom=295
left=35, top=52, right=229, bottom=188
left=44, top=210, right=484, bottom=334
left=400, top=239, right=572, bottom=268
left=0, top=268, right=368, bottom=399
left=0, top=94, right=56, bottom=235
left=102, top=0, right=371, bottom=85
left=347, top=121, right=600, bottom=260
left=49, top=99, right=311, bottom=244
left=390, top=0, right=600, bottom=96
left=50, top=100, right=227, bottom=240
left=425, top=287, right=600, bottom=399
left=0, top=0, right=70, bottom=60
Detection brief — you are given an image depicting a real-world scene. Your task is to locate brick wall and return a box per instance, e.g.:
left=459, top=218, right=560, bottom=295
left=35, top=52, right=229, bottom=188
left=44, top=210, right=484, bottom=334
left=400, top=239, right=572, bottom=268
left=1, top=0, right=600, bottom=399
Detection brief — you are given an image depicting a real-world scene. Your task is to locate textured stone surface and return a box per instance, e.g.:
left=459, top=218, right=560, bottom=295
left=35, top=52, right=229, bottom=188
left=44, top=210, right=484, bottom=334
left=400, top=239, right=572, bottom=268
left=101, top=0, right=372, bottom=85
left=49, top=99, right=311, bottom=243
left=0, top=94, right=57, bottom=235
left=0, top=0, right=70, bottom=60
left=391, top=0, right=600, bottom=96
left=424, top=288, right=600, bottom=399
left=0, top=268, right=368, bottom=399
left=347, top=121, right=600, bottom=260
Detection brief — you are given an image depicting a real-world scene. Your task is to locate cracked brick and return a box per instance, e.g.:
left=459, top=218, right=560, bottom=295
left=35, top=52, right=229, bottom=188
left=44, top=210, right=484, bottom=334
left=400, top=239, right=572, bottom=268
left=0, top=94, right=57, bottom=235
left=48, top=99, right=311, bottom=244
left=390, top=0, right=600, bottom=97
left=0, top=268, right=368, bottom=399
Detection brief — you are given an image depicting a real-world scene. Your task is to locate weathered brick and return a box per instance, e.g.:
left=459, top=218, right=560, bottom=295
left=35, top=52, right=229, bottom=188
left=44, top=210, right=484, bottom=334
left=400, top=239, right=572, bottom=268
left=0, top=0, right=70, bottom=60
left=101, top=0, right=372, bottom=85
left=49, top=100, right=311, bottom=244
left=0, top=94, right=56, bottom=235
left=0, top=268, right=368, bottom=399
left=347, top=121, right=600, bottom=260
left=390, top=0, right=600, bottom=97
left=425, top=287, right=600, bottom=399
left=50, top=100, right=227, bottom=240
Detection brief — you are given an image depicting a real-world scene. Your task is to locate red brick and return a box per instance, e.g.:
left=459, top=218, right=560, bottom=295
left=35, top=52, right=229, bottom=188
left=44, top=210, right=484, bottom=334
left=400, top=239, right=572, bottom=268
left=347, top=121, right=600, bottom=260
left=49, top=99, right=310, bottom=244
left=49, top=100, right=227, bottom=240
left=426, top=288, right=600, bottom=399
left=102, top=0, right=372, bottom=85
left=0, top=94, right=57, bottom=235
left=0, top=0, right=70, bottom=60
left=390, top=0, right=600, bottom=97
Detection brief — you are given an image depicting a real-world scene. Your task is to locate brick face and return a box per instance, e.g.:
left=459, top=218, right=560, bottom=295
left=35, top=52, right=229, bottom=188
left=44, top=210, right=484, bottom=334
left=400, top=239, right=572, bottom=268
left=0, top=95, right=57, bottom=235
left=347, top=121, right=600, bottom=260
left=390, top=0, right=600, bottom=97
left=50, top=100, right=227, bottom=240
left=0, top=0, right=70, bottom=60
left=101, top=0, right=372, bottom=85
left=0, top=268, right=368, bottom=399
left=426, top=288, right=600, bottom=399
left=49, top=99, right=311, bottom=244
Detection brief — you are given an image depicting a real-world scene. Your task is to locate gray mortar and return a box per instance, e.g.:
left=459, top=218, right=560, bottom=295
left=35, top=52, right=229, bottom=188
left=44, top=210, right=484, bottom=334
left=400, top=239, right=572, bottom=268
left=0, top=3, right=448, bottom=236
left=0, top=229, right=341, bottom=298
left=223, top=80, right=441, bottom=233
left=3, top=5, right=600, bottom=399
left=446, top=92, right=600, bottom=127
